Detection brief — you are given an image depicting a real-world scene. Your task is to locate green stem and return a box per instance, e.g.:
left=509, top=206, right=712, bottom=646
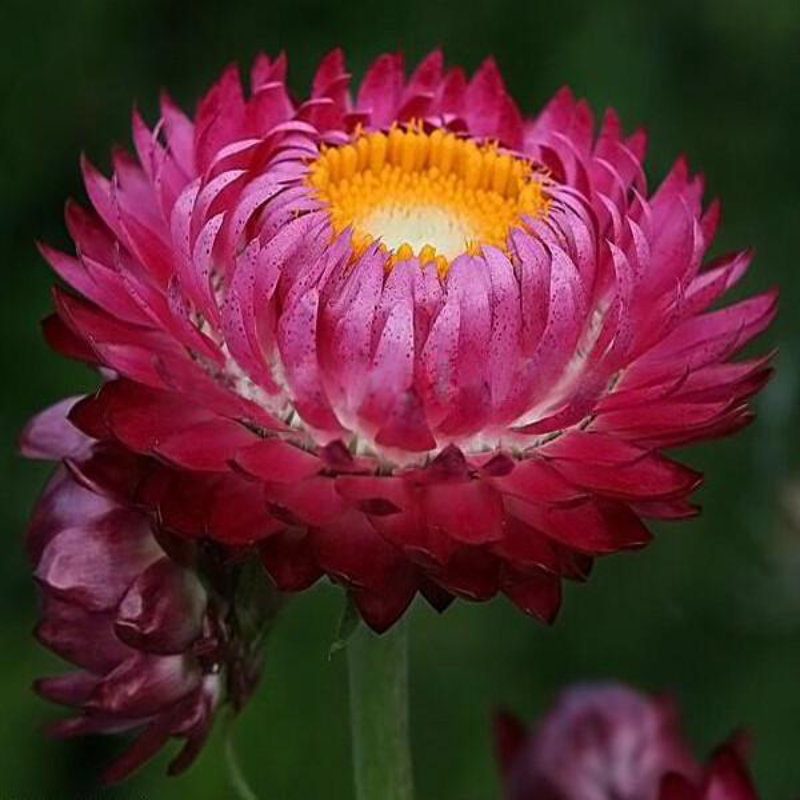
left=347, top=617, right=414, bottom=800
left=224, top=711, right=259, bottom=800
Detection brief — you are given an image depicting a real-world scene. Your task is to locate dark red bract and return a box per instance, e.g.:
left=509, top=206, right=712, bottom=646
left=659, top=740, right=759, bottom=800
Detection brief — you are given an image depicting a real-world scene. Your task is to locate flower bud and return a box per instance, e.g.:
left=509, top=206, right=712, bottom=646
left=24, top=404, right=275, bottom=782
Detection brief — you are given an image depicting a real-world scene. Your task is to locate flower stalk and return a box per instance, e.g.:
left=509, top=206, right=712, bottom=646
left=347, top=618, right=414, bottom=800
left=224, top=711, right=259, bottom=800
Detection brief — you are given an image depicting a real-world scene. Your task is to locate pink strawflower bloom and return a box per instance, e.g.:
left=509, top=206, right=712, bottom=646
left=22, top=400, right=270, bottom=783
left=494, top=684, right=760, bottom=800
left=27, top=50, right=775, bottom=631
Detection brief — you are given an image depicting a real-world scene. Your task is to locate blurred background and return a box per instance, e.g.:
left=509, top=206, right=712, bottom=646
left=1, top=0, right=799, bottom=796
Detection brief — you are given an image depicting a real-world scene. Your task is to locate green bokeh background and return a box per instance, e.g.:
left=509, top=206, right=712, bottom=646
left=1, top=0, right=799, bottom=796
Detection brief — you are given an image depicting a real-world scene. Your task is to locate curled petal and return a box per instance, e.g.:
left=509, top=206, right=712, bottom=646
left=115, top=557, right=207, bottom=655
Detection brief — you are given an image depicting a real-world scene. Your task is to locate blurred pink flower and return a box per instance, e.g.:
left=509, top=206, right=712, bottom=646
left=494, top=683, right=759, bottom=800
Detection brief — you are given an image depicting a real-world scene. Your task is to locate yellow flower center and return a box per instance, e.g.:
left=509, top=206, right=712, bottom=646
left=306, top=126, right=549, bottom=274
